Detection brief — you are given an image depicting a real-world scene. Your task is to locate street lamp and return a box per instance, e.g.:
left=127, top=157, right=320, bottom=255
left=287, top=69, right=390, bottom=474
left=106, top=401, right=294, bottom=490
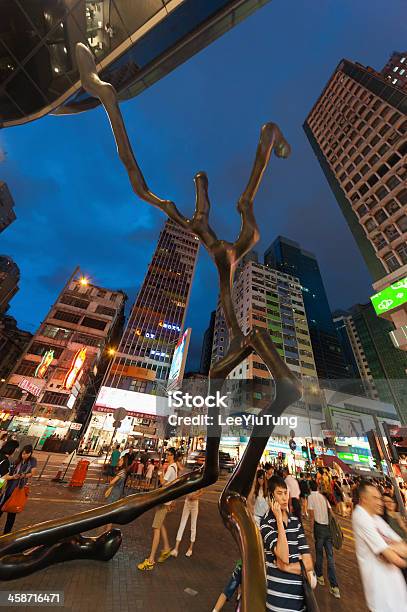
left=79, top=276, right=89, bottom=286
left=107, top=347, right=116, bottom=357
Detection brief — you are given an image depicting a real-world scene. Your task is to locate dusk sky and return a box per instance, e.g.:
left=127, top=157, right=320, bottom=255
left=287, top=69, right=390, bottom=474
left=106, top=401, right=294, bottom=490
left=0, top=0, right=405, bottom=371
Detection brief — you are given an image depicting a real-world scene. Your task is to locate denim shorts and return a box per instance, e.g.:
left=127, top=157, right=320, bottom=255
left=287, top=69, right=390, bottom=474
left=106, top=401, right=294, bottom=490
left=223, top=565, right=242, bottom=600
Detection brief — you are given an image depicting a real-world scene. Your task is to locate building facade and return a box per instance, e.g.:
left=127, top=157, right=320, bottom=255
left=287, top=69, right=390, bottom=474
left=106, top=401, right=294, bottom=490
left=0, top=256, right=19, bottom=313
left=0, top=182, right=16, bottom=233
left=1, top=0, right=271, bottom=127
left=0, top=270, right=126, bottom=444
left=265, top=236, right=351, bottom=381
left=81, top=221, right=199, bottom=453
left=382, top=51, right=407, bottom=92
left=348, top=302, right=407, bottom=423
left=199, top=310, right=215, bottom=375
left=0, top=315, right=32, bottom=381
left=303, top=57, right=407, bottom=350
left=333, top=310, right=378, bottom=400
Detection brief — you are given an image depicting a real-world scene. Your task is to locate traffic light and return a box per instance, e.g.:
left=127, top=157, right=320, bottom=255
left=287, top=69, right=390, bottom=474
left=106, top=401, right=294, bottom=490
left=302, top=445, right=309, bottom=460
left=309, top=445, right=316, bottom=461
left=367, top=430, right=383, bottom=470
left=382, top=422, right=400, bottom=464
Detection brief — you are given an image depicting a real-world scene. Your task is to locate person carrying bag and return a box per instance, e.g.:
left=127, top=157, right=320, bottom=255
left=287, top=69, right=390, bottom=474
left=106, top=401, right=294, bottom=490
left=0, top=444, right=37, bottom=534
left=299, top=559, right=321, bottom=612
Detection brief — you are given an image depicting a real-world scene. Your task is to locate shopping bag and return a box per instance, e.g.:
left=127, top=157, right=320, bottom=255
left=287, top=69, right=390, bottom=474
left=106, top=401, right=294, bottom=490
left=2, top=485, right=29, bottom=513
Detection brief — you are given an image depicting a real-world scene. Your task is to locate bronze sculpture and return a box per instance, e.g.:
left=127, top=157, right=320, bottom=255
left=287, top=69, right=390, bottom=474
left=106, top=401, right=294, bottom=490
left=0, top=43, right=301, bottom=612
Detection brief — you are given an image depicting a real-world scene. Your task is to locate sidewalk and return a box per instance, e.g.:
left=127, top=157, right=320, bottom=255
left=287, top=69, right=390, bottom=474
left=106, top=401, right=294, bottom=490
left=1, top=481, right=368, bottom=612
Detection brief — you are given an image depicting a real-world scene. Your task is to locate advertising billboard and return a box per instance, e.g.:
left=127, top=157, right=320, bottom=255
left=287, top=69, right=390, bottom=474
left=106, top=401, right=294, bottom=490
left=167, top=328, right=191, bottom=392
left=371, top=277, right=407, bottom=316
left=94, top=386, right=168, bottom=417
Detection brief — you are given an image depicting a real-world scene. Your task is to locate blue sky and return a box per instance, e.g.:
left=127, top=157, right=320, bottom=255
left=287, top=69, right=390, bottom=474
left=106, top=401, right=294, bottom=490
left=0, top=0, right=405, bottom=370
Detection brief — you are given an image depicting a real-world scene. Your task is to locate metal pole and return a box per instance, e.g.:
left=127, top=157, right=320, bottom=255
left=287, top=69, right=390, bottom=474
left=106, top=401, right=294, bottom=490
left=373, top=416, right=407, bottom=520
left=60, top=451, right=76, bottom=483
left=37, top=454, right=50, bottom=480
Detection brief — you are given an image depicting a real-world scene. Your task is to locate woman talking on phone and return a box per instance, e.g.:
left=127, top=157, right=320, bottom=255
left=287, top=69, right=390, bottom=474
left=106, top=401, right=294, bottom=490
left=260, top=475, right=315, bottom=611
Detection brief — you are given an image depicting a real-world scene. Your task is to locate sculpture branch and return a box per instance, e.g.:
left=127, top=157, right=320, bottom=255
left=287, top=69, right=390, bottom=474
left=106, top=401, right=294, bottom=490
left=0, top=42, right=302, bottom=612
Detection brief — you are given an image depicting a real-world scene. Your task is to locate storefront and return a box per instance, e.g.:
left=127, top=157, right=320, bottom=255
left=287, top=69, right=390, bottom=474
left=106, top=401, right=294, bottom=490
left=7, top=415, right=71, bottom=449
left=81, top=409, right=160, bottom=454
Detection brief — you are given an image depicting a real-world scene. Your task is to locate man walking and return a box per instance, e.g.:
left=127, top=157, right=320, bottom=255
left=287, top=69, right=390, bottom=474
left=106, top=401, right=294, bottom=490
left=137, top=448, right=178, bottom=571
left=352, top=481, right=407, bottom=611
left=283, top=467, right=301, bottom=522
left=308, top=480, right=340, bottom=598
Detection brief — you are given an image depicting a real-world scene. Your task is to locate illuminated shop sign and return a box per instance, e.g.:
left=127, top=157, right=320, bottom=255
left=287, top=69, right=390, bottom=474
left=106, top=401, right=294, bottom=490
left=35, top=350, right=55, bottom=379
left=150, top=350, right=169, bottom=357
left=18, top=378, right=42, bottom=397
left=159, top=321, right=181, bottom=331
left=371, top=277, right=407, bottom=316
left=63, top=347, right=87, bottom=390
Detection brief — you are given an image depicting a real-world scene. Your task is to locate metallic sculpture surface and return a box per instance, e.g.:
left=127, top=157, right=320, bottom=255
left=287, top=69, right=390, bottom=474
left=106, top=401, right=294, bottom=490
left=0, top=43, right=301, bottom=611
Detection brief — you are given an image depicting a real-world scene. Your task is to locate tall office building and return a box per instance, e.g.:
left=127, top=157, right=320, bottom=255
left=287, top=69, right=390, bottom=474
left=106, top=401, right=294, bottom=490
left=347, top=302, right=407, bottom=423
left=0, top=256, right=19, bottom=313
left=264, top=237, right=350, bottom=381
left=0, top=315, right=32, bottom=380
left=333, top=310, right=378, bottom=400
left=382, top=51, right=407, bottom=92
left=0, top=182, right=16, bottom=233
left=303, top=56, right=407, bottom=349
left=104, top=220, right=199, bottom=391
left=0, top=270, right=126, bottom=441
left=200, top=310, right=216, bottom=375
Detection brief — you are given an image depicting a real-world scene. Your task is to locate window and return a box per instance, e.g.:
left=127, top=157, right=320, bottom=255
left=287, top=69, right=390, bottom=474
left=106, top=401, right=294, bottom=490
left=356, top=204, right=368, bottom=217
left=386, top=175, right=401, bottom=190
left=81, top=317, right=107, bottom=331
left=344, top=181, right=353, bottom=192
left=362, top=145, right=370, bottom=156
left=385, top=200, right=400, bottom=215
left=360, top=164, right=369, bottom=175
left=42, top=391, right=68, bottom=406
left=59, top=295, right=89, bottom=310
left=378, top=143, right=389, bottom=155
left=375, top=186, right=388, bottom=200
left=389, top=111, right=401, bottom=125
left=370, top=135, right=380, bottom=146
left=29, top=342, right=64, bottom=359
left=384, top=225, right=400, bottom=241
left=368, top=154, right=379, bottom=165
left=95, top=305, right=116, bottom=317
left=15, top=361, right=37, bottom=377
left=383, top=252, right=400, bottom=272
left=377, top=164, right=389, bottom=177
left=364, top=219, right=376, bottom=232
left=359, top=184, right=368, bottom=196
left=396, top=243, right=407, bottom=264
left=397, top=189, right=407, bottom=205
left=374, top=210, right=387, bottom=224
left=52, top=310, right=81, bottom=324
left=41, top=325, right=71, bottom=341
left=379, top=124, right=390, bottom=136
left=367, top=174, right=378, bottom=187
left=396, top=215, right=407, bottom=233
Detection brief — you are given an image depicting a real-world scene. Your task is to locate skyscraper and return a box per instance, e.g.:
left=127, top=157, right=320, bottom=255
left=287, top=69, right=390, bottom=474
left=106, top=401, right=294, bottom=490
left=0, top=256, right=19, bottom=313
left=0, top=182, right=16, bottom=233
left=264, top=237, right=350, bottom=381
left=381, top=51, right=407, bottom=92
left=303, top=56, right=407, bottom=349
left=200, top=310, right=216, bottom=375
left=347, top=302, right=407, bottom=423
left=104, top=220, right=199, bottom=391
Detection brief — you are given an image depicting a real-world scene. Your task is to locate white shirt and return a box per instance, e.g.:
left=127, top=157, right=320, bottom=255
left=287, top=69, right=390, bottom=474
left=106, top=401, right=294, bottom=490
left=308, top=491, right=330, bottom=525
left=352, top=505, right=407, bottom=612
left=163, top=462, right=178, bottom=506
left=285, top=474, right=300, bottom=500
left=254, top=490, right=269, bottom=525
left=145, top=464, right=154, bottom=479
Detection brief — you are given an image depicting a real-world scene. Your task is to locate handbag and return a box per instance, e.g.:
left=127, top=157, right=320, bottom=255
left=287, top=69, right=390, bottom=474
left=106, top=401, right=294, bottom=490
left=299, top=559, right=321, bottom=612
left=2, top=484, right=29, bottom=513
left=325, top=498, right=344, bottom=550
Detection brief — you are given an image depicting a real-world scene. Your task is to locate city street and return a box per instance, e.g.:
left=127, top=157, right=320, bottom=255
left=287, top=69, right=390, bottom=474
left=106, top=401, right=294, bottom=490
left=1, top=461, right=368, bottom=612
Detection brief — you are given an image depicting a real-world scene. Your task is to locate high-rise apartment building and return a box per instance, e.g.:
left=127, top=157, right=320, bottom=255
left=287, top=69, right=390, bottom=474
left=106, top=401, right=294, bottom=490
left=212, top=253, right=317, bottom=380
left=0, top=182, right=16, bottom=234
left=382, top=51, right=407, bottom=92
left=0, top=315, right=32, bottom=380
left=303, top=57, right=407, bottom=350
left=104, top=220, right=199, bottom=392
left=347, top=302, right=407, bottom=423
left=200, top=310, right=216, bottom=376
left=0, top=270, right=126, bottom=442
left=264, top=237, right=350, bottom=381
left=0, top=256, right=19, bottom=313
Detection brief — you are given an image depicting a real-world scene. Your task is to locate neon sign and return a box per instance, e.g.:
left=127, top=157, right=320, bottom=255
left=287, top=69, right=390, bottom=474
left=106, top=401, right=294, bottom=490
left=159, top=321, right=181, bottom=331
left=35, top=350, right=55, bottom=379
left=63, top=347, right=87, bottom=390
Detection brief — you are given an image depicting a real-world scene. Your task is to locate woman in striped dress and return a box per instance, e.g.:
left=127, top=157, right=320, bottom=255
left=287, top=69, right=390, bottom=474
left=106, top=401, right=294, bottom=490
left=260, top=475, right=315, bottom=612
